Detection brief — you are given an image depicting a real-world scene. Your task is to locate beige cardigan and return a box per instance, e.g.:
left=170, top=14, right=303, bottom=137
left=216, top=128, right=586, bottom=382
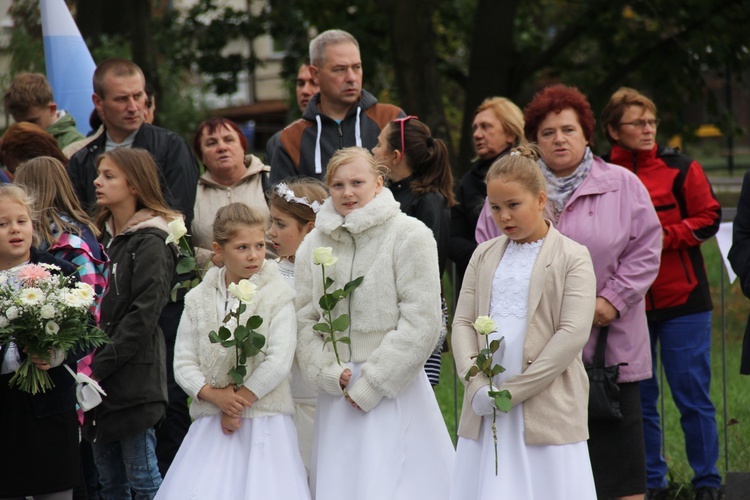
left=452, top=224, right=596, bottom=444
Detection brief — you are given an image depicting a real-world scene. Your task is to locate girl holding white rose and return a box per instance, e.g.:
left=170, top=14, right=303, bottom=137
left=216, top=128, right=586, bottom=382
left=0, top=184, right=82, bottom=500
left=295, top=147, right=454, bottom=500
left=157, top=202, right=310, bottom=499
left=450, top=146, right=597, bottom=499
left=84, top=148, right=179, bottom=499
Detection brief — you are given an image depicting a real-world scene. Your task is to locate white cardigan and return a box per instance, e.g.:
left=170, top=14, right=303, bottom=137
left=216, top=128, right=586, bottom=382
left=295, top=188, right=441, bottom=412
left=174, top=260, right=296, bottom=419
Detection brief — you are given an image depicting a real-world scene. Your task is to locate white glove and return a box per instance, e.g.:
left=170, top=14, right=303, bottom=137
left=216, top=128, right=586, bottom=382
left=64, top=365, right=107, bottom=411
left=471, top=385, right=496, bottom=416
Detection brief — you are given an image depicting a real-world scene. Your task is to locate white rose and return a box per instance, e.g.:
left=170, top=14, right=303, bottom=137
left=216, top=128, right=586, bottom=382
left=63, top=292, right=85, bottom=308
left=6, top=306, right=19, bottom=320
left=40, top=304, right=56, bottom=319
left=20, top=287, right=44, bottom=306
left=312, top=247, right=338, bottom=267
left=227, top=280, right=257, bottom=304
left=45, top=321, right=60, bottom=335
left=473, top=316, right=498, bottom=336
left=0, top=316, right=8, bottom=328
left=165, top=217, right=188, bottom=244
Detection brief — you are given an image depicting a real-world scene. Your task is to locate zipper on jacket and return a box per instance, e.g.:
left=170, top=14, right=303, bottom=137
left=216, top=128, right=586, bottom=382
left=678, top=250, right=693, bottom=285
left=346, top=231, right=356, bottom=362
left=112, top=263, right=120, bottom=295
left=337, top=122, right=344, bottom=148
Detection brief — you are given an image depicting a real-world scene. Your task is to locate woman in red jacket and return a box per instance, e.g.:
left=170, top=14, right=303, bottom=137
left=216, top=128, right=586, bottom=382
left=602, top=87, right=722, bottom=500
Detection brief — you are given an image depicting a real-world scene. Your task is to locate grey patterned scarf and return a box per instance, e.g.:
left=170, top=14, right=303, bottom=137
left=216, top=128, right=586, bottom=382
left=538, top=147, right=593, bottom=223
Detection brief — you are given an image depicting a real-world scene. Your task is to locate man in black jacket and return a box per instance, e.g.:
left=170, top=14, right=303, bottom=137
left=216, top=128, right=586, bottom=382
left=66, top=58, right=199, bottom=476
left=67, top=58, right=200, bottom=227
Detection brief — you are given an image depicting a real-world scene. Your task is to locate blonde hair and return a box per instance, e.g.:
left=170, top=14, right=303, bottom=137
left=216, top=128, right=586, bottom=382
left=486, top=145, right=546, bottom=196
left=93, top=148, right=181, bottom=231
left=15, top=156, right=100, bottom=246
left=213, top=202, right=268, bottom=247
left=0, top=184, right=39, bottom=247
left=475, top=97, right=526, bottom=149
left=324, top=147, right=388, bottom=186
left=268, top=178, right=328, bottom=226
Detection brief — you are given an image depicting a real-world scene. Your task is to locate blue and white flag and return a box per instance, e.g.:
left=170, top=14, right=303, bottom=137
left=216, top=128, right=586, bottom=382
left=40, top=0, right=96, bottom=135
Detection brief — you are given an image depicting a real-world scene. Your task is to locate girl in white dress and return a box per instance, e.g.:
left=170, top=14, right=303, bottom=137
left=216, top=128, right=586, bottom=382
left=451, top=146, right=598, bottom=499
left=156, top=203, right=310, bottom=500
left=267, top=178, right=327, bottom=476
left=295, top=147, right=455, bottom=500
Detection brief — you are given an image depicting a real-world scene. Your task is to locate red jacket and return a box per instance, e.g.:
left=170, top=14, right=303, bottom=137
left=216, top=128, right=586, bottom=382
left=607, top=144, right=721, bottom=321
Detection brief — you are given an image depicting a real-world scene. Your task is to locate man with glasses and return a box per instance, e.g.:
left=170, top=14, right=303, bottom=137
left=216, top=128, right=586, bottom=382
left=602, top=87, right=722, bottom=500
left=269, top=29, right=404, bottom=183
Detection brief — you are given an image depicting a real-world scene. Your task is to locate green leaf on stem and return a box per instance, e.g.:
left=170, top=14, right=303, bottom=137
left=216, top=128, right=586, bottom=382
left=324, top=277, right=334, bottom=289
left=491, top=364, right=505, bottom=376
left=234, top=325, right=249, bottom=342
left=237, top=303, right=247, bottom=316
left=344, top=275, right=364, bottom=292
left=230, top=370, right=244, bottom=386
left=490, top=389, right=512, bottom=413
left=489, top=339, right=500, bottom=353
left=465, top=365, right=480, bottom=381
left=313, top=322, right=332, bottom=333
left=176, top=256, right=196, bottom=274
left=246, top=315, right=263, bottom=329
left=251, top=333, right=265, bottom=350
left=331, top=314, right=350, bottom=332
left=319, top=294, right=338, bottom=311
left=208, top=330, right=222, bottom=343
left=220, top=340, right=235, bottom=348
left=218, top=326, right=231, bottom=341
left=337, top=336, right=350, bottom=344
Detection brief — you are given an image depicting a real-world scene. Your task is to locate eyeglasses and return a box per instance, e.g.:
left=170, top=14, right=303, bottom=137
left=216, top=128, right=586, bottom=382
left=620, top=118, right=660, bottom=129
left=393, top=115, right=419, bottom=153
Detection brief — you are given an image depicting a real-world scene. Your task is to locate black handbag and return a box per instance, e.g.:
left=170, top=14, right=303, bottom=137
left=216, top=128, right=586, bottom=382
left=585, top=326, right=624, bottom=422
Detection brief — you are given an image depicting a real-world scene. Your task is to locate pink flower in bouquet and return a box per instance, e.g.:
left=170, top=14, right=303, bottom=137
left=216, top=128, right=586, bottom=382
left=16, top=264, right=51, bottom=285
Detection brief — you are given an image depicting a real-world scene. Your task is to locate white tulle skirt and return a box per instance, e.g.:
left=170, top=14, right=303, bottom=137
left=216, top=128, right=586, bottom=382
left=310, top=363, right=455, bottom=500
left=450, top=406, right=597, bottom=500
left=155, top=413, right=311, bottom=500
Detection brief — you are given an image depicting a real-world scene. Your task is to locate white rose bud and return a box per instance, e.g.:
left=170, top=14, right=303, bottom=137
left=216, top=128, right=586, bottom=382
left=473, top=316, right=498, bottom=336
left=45, top=321, right=60, bottom=335
left=6, top=306, right=19, bottom=320
left=312, top=247, right=338, bottom=267
left=227, top=279, right=257, bottom=304
left=41, top=304, right=56, bottom=319
left=165, top=217, right=188, bottom=244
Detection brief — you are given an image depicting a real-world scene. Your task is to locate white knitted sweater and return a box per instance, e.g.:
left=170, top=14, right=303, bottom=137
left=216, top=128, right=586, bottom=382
left=174, top=260, right=297, bottom=419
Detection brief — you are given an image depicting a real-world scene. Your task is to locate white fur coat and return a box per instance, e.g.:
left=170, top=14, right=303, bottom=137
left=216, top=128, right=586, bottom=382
left=295, top=188, right=441, bottom=412
left=174, top=260, right=296, bottom=419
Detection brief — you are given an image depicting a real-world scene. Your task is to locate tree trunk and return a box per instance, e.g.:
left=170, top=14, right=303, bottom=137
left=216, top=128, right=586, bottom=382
left=458, top=0, right=521, bottom=177
left=379, top=0, right=454, bottom=161
left=129, top=0, right=162, bottom=101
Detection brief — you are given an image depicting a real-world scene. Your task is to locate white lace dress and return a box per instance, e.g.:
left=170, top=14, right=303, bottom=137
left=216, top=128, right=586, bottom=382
left=450, top=239, right=597, bottom=499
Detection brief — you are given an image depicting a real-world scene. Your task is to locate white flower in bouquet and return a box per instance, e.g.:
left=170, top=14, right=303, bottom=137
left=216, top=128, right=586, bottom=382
left=20, top=288, right=44, bottom=306
left=0, top=274, right=7, bottom=285
left=227, top=280, right=257, bottom=304
left=45, top=321, right=60, bottom=335
left=312, top=247, right=338, bottom=267
left=165, top=217, right=188, bottom=244
left=473, top=316, right=498, bottom=336
left=40, top=304, right=56, bottom=319
left=6, top=306, right=19, bottom=320
left=0, top=316, right=8, bottom=328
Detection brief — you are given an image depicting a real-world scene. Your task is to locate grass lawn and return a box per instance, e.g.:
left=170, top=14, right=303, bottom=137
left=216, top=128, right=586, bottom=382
left=434, top=237, right=750, bottom=494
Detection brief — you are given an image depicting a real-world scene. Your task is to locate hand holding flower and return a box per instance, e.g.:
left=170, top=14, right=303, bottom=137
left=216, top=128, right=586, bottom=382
left=200, top=385, right=251, bottom=417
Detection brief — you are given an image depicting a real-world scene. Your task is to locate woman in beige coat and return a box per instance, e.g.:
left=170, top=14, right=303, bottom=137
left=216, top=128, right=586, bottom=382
left=450, top=147, right=597, bottom=500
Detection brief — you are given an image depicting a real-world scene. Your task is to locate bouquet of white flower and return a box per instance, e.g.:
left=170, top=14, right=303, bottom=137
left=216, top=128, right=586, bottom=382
left=0, top=263, right=110, bottom=394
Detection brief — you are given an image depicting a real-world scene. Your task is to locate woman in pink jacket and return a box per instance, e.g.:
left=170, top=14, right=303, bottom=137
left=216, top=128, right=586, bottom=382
left=477, top=85, right=662, bottom=500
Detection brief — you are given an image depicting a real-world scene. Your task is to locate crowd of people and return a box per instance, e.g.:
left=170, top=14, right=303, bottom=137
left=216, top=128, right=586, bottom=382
left=0, top=26, right=728, bottom=500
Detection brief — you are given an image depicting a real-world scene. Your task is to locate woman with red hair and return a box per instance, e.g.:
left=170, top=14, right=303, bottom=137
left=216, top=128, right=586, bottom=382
left=191, top=117, right=271, bottom=266
left=0, top=122, right=68, bottom=175
left=523, top=84, right=662, bottom=500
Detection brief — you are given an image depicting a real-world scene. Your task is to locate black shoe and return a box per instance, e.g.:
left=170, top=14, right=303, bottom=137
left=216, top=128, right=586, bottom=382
left=647, top=488, right=669, bottom=500
left=694, top=486, right=721, bottom=500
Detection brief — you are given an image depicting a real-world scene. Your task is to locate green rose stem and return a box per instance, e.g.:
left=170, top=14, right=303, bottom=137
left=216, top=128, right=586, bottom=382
left=467, top=316, right=512, bottom=476
left=320, top=264, right=343, bottom=366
